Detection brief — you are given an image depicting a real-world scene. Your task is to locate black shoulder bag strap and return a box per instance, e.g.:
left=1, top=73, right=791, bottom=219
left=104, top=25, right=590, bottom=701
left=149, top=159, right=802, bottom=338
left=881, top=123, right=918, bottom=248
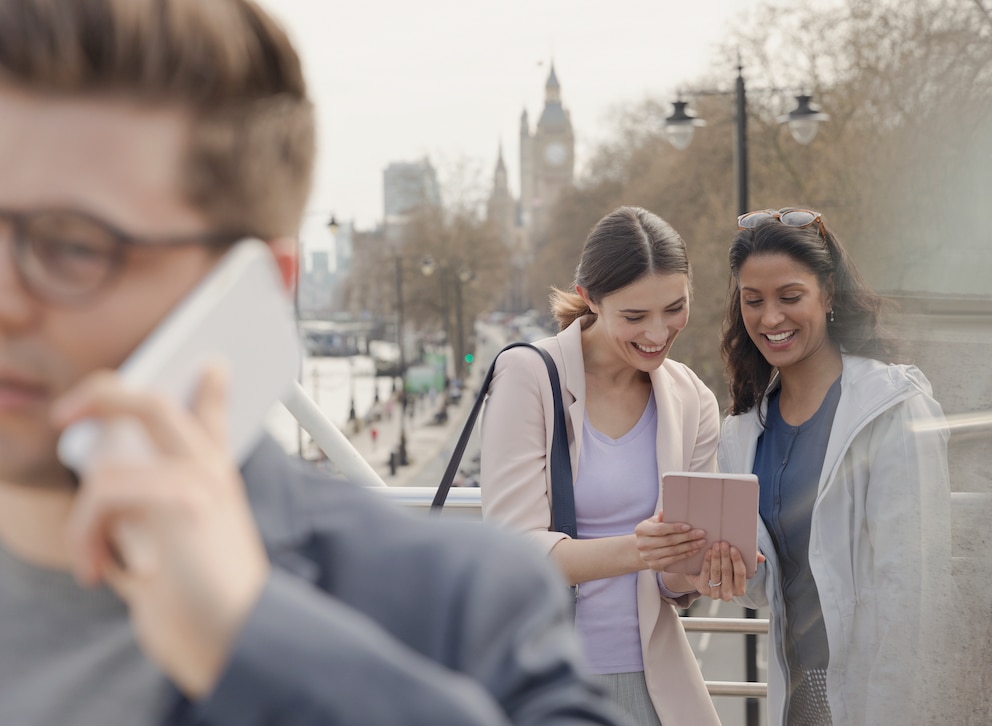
left=430, top=342, right=577, bottom=539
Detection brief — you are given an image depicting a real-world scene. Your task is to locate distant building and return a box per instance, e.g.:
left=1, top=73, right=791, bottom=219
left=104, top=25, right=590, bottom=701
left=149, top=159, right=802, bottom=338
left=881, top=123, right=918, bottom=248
left=299, top=249, right=333, bottom=315
left=519, top=63, right=575, bottom=246
left=383, top=158, right=441, bottom=224
left=334, top=222, right=354, bottom=275
left=297, top=221, right=355, bottom=317
left=311, top=250, right=330, bottom=276
left=487, top=142, right=515, bottom=250
left=487, top=63, right=575, bottom=312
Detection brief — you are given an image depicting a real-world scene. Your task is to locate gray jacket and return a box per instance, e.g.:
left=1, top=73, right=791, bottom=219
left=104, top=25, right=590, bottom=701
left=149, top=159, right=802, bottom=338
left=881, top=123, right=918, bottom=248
left=719, top=355, right=953, bottom=725
left=169, top=435, right=621, bottom=725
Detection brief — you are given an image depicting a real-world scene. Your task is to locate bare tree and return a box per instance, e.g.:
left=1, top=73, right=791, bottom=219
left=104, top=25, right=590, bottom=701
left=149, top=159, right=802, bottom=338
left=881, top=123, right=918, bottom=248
left=344, top=156, right=510, bottom=377
left=531, top=0, right=991, bottom=408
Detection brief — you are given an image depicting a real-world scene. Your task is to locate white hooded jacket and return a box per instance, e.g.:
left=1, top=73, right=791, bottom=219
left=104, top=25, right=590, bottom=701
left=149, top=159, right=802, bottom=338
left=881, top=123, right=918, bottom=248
left=718, top=354, right=952, bottom=726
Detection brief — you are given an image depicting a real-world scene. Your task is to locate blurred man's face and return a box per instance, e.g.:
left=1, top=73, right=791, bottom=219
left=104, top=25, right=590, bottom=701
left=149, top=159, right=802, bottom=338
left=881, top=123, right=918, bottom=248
left=0, top=87, right=219, bottom=488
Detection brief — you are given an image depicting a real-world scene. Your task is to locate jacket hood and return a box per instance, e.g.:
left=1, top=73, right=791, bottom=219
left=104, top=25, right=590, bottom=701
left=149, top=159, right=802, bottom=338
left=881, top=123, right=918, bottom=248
left=720, top=354, right=933, bottom=472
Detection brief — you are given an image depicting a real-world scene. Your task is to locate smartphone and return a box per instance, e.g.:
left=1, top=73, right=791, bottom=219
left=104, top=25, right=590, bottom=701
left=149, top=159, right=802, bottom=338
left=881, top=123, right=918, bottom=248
left=660, top=471, right=760, bottom=578
left=57, top=238, right=301, bottom=474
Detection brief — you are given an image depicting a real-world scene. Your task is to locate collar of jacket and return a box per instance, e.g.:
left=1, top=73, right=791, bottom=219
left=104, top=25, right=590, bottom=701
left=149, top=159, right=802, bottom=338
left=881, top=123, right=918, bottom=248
left=543, top=315, right=688, bottom=482
left=721, top=353, right=929, bottom=477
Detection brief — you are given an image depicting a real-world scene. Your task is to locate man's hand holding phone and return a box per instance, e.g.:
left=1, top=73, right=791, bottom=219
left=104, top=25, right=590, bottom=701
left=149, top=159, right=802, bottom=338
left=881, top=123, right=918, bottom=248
left=52, top=364, right=269, bottom=699
left=48, top=240, right=300, bottom=699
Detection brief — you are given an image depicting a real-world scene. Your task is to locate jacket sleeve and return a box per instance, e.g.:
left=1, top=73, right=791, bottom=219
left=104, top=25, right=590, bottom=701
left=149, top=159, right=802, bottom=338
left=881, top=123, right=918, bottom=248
left=195, top=548, right=622, bottom=725
left=733, top=526, right=772, bottom=611
left=860, top=390, right=952, bottom=725
left=480, top=346, right=569, bottom=555
left=719, top=415, right=771, bottom=610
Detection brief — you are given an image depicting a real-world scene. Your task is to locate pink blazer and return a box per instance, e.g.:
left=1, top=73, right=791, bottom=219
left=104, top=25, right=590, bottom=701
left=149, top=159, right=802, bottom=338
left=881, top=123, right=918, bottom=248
left=480, top=317, right=721, bottom=726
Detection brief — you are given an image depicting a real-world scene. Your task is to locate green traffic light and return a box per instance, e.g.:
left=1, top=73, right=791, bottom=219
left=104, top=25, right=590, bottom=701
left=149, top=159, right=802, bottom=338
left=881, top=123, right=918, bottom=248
left=465, top=353, right=474, bottom=363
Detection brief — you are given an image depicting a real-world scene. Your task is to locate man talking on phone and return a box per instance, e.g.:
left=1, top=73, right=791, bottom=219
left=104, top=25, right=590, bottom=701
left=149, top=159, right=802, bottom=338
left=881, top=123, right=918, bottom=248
left=0, top=1, right=621, bottom=724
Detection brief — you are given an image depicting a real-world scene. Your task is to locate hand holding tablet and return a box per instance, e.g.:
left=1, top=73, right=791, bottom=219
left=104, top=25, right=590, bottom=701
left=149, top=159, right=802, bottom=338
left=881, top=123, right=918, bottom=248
left=660, top=471, right=760, bottom=578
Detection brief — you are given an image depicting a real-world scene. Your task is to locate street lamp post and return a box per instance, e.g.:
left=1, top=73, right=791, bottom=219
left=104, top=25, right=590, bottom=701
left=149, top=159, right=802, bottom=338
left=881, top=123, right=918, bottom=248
left=734, top=66, right=749, bottom=216
left=663, top=62, right=828, bottom=726
left=663, top=61, right=830, bottom=216
left=294, top=211, right=341, bottom=456
left=420, top=256, right=474, bottom=381
left=387, top=251, right=475, bottom=466
left=393, top=253, right=409, bottom=466
left=452, top=264, right=475, bottom=381
left=347, top=358, right=357, bottom=425
left=325, top=214, right=360, bottom=430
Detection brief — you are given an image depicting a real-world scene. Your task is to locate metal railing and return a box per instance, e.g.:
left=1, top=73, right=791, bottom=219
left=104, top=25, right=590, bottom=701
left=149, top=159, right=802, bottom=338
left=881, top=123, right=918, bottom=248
left=281, top=381, right=386, bottom=488
left=683, top=618, right=770, bottom=698
left=377, top=484, right=992, bottom=518
left=682, top=617, right=768, bottom=634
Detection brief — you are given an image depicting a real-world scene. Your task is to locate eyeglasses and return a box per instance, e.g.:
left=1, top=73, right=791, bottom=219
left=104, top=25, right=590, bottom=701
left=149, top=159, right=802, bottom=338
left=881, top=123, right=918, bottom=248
left=1, top=208, right=243, bottom=304
left=737, top=208, right=826, bottom=237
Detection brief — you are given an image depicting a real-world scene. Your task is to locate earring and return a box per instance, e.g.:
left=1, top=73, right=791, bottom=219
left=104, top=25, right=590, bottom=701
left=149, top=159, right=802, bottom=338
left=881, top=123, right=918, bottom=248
left=828, top=309, right=835, bottom=323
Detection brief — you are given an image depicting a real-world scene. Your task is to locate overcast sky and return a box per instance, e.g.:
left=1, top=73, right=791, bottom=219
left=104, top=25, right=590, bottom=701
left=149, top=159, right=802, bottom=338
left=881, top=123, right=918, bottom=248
left=255, top=0, right=778, bottom=248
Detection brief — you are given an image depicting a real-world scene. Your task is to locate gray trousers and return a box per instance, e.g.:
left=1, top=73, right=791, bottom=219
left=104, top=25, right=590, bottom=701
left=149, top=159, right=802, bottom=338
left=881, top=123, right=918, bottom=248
left=589, top=671, right=663, bottom=726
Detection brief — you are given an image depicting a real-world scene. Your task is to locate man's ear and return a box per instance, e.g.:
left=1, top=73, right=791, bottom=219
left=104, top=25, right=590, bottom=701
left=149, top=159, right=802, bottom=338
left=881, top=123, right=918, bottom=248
left=268, top=237, right=299, bottom=293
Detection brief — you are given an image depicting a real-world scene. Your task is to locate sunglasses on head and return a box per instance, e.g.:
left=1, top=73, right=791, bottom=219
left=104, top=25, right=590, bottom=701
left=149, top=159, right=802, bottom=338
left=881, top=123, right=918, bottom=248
left=737, top=208, right=826, bottom=237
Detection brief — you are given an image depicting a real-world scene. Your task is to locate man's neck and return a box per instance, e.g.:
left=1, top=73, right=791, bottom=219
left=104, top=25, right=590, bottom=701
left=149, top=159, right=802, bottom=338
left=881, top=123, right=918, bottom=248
left=0, top=481, right=76, bottom=571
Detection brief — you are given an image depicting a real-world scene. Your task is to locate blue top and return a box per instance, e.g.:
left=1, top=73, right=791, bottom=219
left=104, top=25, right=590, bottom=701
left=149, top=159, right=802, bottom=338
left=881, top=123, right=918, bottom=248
left=573, top=392, right=659, bottom=674
left=753, top=377, right=842, bottom=672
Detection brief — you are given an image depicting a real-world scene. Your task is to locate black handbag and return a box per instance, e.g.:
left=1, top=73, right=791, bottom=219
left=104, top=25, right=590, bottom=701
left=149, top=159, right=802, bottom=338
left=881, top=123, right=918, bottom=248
left=430, top=343, right=577, bottom=539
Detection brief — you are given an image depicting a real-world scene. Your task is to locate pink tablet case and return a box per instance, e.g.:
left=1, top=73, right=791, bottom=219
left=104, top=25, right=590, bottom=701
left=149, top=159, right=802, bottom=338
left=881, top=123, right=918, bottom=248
left=661, top=472, right=760, bottom=578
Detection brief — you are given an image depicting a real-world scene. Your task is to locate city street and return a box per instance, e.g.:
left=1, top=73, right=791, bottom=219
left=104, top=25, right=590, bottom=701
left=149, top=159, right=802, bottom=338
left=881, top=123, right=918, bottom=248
left=264, top=347, right=486, bottom=488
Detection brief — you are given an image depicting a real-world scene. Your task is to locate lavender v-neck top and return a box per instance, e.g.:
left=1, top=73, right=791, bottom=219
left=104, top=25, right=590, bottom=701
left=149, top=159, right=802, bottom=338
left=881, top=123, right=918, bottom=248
left=573, top=392, right=658, bottom=674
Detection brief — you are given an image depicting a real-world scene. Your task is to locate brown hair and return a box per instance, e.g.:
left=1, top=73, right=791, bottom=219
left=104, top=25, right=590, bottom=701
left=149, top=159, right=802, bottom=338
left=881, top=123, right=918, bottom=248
left=550, top=206, right=691, bottom=330
left=721, top=210, right=899, bottom=415
left=0, top=0, right=315, bottom=239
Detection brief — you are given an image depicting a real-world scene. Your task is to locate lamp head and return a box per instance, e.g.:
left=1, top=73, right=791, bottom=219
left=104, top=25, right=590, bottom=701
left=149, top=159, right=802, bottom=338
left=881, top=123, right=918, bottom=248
left=663, top=100, right=707, bottom=151
left=779, top=94, right=830, bottom=145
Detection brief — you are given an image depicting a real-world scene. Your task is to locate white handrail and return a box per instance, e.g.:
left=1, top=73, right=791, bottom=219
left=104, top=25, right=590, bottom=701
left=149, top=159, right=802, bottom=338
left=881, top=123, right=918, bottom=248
left=281, top=381, right=386, bottom=487
left=681, top=617, right=768, bottom=634
left=378, top=486, right=989, bottom=511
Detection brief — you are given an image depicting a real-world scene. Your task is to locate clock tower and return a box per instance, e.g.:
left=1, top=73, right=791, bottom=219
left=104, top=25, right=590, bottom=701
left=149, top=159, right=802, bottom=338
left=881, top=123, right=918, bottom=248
left=487, top=63, right=575, bottom=312
left=520, top=62, right=574, bottom=248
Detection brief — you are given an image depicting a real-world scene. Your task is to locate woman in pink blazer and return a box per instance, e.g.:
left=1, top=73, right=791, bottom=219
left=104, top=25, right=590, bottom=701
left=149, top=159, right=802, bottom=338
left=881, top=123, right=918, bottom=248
left=481, top=207, right=749, bottom=725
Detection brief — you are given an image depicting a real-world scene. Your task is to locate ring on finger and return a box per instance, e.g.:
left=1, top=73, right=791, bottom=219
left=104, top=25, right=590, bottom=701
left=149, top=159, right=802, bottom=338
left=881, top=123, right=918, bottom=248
left=707, top=579, right=722, bottom=588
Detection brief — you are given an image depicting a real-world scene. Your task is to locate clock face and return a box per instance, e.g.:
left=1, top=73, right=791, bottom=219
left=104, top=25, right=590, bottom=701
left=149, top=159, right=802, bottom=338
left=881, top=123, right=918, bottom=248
left=543, top=141, right=568, bottom=166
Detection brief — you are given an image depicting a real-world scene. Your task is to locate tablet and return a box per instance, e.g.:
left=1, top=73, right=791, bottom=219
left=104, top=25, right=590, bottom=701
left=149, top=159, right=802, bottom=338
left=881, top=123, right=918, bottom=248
left=660, top=471, right=760, bottom=578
